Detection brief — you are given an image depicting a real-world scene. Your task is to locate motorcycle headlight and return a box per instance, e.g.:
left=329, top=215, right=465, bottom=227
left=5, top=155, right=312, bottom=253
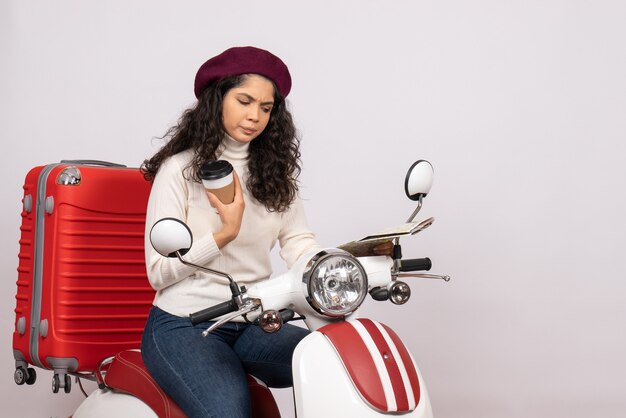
left=303, top=249, right=368, bottom=317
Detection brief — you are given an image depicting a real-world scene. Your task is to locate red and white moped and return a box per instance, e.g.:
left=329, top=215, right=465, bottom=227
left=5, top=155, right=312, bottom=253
left=71, top=159, right=449, bottom=418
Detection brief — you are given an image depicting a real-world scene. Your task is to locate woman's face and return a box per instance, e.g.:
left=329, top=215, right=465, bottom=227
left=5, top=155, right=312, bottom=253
left=222, top=74, right=275, bottom=143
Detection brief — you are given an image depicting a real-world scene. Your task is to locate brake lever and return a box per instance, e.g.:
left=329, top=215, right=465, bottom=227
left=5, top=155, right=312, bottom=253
left=201, top=298, right=262, bottom=337
left=394, top=272, right=451, bottom=282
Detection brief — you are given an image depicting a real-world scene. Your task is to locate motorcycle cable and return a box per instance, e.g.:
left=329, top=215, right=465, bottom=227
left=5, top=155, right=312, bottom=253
left=76, top=376, right=88, bottom=397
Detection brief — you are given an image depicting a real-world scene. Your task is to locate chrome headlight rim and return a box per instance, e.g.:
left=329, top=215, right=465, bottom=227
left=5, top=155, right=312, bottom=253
left=302, top=249, right=368, bottom=318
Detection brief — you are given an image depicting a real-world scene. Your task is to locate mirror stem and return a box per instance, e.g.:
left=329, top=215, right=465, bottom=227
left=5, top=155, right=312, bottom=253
left=392, top=195, right=424, bottom=274
left=175, top=251, right=238, bottom=292
left=406, top=196, right=423, bottom=223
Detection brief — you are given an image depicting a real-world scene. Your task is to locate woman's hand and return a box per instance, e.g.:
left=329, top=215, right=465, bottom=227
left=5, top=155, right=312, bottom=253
left=207, top=170, right=245, bottom=249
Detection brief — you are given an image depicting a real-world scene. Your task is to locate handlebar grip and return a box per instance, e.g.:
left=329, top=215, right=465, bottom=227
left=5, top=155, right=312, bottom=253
left=189, top=300, right=237, bottom=325
left=400, top=258, right=432, bottom=272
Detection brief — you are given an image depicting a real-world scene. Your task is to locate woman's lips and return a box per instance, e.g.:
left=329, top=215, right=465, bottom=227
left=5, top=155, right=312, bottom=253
left=240, top=126, right=257, bottom=135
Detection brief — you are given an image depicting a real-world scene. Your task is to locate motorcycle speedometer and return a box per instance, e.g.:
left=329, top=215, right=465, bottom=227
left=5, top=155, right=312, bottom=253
left=302, top=249, right=368, bottom=317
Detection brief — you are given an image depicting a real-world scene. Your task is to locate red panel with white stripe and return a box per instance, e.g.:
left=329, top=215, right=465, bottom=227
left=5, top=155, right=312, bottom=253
left=319, top=318, right=421, bottom=413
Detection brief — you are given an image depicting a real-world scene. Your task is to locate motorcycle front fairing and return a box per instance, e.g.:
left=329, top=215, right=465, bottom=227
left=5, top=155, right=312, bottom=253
left=292, top=318, right=433, bottom=418
left=247, top=253, right=396, bottom=331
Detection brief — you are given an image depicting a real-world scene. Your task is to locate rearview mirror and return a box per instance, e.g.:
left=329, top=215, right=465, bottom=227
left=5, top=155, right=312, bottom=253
left=405, top=160, right=434, bottom=201
left=149, top=218, right=193, bottom=258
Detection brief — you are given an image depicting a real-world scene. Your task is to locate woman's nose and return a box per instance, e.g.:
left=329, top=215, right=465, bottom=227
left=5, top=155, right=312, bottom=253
left=247, top=106, right=260, bottom=122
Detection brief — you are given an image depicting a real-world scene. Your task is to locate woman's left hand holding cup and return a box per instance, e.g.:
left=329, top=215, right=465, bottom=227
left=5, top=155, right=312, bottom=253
left=207, top=170, right=245, bottom=249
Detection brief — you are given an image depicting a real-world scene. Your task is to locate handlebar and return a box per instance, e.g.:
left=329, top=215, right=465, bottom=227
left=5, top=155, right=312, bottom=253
left=190, top=300, right=237, bottom=325
left=399, top=257, right=432, bottom=272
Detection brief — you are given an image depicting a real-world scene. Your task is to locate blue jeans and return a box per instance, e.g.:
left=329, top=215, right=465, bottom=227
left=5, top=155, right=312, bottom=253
left=141, top=306, right=309, bottom=418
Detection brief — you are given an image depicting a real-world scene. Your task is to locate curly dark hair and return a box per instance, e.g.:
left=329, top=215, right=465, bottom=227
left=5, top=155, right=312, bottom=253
left=141, top=74, right=301, bottom=213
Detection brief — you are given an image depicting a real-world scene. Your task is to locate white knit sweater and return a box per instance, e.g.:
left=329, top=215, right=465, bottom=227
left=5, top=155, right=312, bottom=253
left=144, top=135, right=320, bottom=317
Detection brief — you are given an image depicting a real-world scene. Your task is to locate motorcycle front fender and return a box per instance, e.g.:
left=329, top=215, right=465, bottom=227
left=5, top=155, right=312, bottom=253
left=292, top=319, right=433, bottom=418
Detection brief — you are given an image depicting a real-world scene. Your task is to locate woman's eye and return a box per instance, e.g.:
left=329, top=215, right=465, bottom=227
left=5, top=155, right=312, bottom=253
left=262, top=107, right=272, bottom=113
left=238, top=99, right=250, bottom=105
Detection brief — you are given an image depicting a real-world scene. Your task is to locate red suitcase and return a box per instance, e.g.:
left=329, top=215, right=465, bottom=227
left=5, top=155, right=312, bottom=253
left=12, top=160, right=154, bottom=393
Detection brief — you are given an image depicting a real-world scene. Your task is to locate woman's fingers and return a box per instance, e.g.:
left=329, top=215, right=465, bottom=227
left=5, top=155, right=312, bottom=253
left=207, top=169, right=245, bottom=248
left=206, top=191, right=223, bottom=209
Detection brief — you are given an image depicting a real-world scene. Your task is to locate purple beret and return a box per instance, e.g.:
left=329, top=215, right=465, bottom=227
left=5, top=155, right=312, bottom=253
left=194, top=46, right=292, bottom=99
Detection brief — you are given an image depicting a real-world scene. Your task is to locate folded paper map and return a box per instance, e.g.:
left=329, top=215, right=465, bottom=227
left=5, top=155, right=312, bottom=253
left=338, top=218, right=434, bottom=257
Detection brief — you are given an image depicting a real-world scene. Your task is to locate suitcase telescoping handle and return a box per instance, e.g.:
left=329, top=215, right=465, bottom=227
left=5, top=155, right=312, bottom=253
left=60, top=160, right=127, bottom=168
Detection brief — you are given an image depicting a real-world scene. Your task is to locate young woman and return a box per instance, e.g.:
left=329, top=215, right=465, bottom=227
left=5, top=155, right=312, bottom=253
left=140, top=46, right=320, bottom=417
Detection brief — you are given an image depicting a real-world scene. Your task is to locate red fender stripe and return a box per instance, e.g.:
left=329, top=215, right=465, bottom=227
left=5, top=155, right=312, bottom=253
left=357, top=318, right=409, bottom=411
left=319, top=322, right=388, bottom=411
left=381, top=323, right=421, bottom=406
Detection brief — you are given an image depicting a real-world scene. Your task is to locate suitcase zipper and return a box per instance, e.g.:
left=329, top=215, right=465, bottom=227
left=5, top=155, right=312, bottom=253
left=29, top=163, right=60, bottom=369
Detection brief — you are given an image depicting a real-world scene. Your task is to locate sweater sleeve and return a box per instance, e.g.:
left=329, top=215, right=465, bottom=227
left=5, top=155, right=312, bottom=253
left=144, top=155, right=221, bottom=291
left=278, top=198, right=322, bottom=268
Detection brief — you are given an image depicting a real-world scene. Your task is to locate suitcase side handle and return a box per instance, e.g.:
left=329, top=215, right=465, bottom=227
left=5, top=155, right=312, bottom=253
left=60, top=160, right=127, bottom=168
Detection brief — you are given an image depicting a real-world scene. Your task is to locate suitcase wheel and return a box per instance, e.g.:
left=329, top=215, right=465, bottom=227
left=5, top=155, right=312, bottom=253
left=52, top=374, right=60, bottom=393
left=51, top=373, right=71, bottom=393
left=64, top=374, right=71, bottom=394
left=14, top=367, right=27, bottom=385
left=14, top=367, right=36, bottom=386
left=26, top=368, right=36, bottom=385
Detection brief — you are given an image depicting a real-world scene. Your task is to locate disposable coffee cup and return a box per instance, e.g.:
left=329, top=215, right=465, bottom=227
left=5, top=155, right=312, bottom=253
left=198, top=160, right=234, bottom=204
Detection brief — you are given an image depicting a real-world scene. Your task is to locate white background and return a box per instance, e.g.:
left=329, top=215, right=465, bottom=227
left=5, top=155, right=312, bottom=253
left=2, top=1, right=626, bottom=417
